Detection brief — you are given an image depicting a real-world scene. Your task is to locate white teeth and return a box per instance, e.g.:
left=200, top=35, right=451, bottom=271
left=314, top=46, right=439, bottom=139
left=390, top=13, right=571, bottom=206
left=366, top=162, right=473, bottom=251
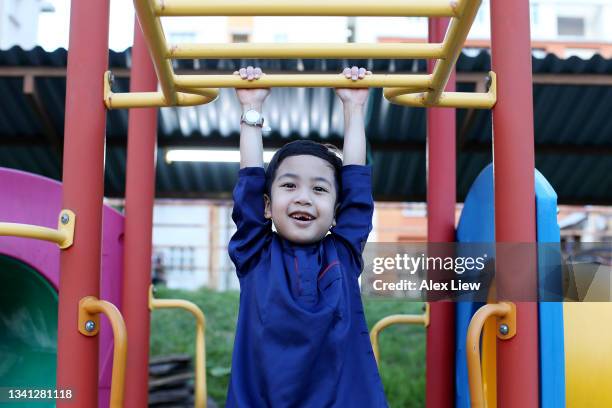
left=291, top=213, right=313, bottom=221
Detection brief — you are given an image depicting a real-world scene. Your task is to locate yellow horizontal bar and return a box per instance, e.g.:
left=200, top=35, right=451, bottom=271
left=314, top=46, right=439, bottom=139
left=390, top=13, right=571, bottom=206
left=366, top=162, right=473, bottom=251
left=155, top=0, right=459, bottom=17
left=149, top=286, right=207, bottom=408
left=105, top=91, right=218, bottom=109
left=0, top=223, right=66, bottom=244
left=169, top=42, right=446, bottom=60
left=175, top=74, right=432, bottom=88
left=386, top=91, right=495, bottom=109
left=0, top=210, right=75, bottom=249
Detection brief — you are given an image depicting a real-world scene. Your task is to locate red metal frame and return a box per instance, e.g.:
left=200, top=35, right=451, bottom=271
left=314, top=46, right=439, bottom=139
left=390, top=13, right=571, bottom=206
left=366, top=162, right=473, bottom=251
left=425, top=17, right=456, bottom=408
left=56, top=0, right=110, bottom=406
left=491, top=1, right=540, bottom=407
left=122, top=19, right=160, bottom=408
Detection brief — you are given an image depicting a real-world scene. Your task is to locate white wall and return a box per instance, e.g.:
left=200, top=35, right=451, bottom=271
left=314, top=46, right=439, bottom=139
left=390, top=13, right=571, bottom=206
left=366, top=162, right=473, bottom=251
left=152, top=203, right=211, bottom=290
left=152, top=201, right=239, bottom=291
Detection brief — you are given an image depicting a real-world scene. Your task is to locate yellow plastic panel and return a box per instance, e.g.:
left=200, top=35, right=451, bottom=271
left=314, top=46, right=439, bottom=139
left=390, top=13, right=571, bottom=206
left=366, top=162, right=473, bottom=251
left=564, top=303, right=612, bottom=407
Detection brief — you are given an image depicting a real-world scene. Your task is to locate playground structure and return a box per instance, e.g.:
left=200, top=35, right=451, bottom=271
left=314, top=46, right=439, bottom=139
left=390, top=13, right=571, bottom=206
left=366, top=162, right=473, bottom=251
left=0, top=0, right=611, bottom=408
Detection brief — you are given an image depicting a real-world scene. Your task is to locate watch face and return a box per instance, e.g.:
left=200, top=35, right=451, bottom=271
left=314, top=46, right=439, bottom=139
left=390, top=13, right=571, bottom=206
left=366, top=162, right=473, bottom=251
left=245, top=110, right=261, bottom=124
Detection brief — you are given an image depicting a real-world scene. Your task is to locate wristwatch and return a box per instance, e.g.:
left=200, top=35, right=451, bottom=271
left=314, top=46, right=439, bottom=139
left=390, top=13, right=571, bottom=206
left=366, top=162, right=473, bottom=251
left=241, top=109, right=264, bottom=127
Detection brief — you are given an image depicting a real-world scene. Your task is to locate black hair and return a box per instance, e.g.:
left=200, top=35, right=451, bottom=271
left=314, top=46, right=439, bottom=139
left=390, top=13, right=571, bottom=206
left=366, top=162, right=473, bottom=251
left=265, top=140, right=343, bottom=198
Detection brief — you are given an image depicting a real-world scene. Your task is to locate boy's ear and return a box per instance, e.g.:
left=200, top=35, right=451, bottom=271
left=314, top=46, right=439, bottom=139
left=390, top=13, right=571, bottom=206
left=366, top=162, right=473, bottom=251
left=332, top=203, right=340, bottom=227
left=264, top=194, right=272, bottom=219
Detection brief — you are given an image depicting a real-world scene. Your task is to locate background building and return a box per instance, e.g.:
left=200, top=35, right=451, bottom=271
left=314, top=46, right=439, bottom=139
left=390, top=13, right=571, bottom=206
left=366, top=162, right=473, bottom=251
left=356, top=0, right=612, bottom=58
left=21, top=1, right=610, bottom=56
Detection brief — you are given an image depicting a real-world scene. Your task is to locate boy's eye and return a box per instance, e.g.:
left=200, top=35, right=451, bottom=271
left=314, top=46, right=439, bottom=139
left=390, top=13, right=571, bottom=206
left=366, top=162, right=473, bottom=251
left=314, top=186, right=328, bottom=193
left=281, top=183, right=295, bottom=189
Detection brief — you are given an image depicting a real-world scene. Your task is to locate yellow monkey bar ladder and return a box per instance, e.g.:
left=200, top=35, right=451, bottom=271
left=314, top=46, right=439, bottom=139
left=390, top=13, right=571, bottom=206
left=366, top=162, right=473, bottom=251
left=104, top=0, right=496, bottom=109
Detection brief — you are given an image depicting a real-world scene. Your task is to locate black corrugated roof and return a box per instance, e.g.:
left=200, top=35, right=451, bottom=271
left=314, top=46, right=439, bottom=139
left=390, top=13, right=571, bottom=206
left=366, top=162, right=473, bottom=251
left=0, top=46, right=610, bottom=204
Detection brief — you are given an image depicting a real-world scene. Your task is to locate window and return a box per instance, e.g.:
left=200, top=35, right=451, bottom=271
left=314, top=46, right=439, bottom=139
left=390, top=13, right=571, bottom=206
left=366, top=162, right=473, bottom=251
left=232, top=33, right=250, bottom=43
left=273, top=33, right=288, bottom=43
left=168, top=32, right=196, bottom=43
left=530, top=3, right=539, bottom=25
left=557, top=17, right=585, bottom=37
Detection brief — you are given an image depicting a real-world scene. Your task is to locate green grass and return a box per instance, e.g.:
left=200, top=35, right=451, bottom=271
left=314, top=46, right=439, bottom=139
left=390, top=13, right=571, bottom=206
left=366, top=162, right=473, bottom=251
left=150, top=287, right=426, bottom=407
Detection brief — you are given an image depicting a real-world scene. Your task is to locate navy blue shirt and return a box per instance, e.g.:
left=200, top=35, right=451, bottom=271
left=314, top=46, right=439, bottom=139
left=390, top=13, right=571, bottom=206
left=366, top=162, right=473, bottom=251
left=226, top=165, right=388, bottom=408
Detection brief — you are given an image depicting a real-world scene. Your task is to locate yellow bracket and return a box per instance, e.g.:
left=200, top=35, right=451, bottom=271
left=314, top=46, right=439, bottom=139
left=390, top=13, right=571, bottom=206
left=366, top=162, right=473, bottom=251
left=0, top=209, right=75, bottom=249
left=104, top=71, right=218, bottom=109
left=78, top=296, right=127, bottom=408
left=106, top=0, right=497, bottom=110
left=149, top=285, right=207, bottom=408
left=384, top=71, right=497, bottom=109
left=466, top=302, right=516, bottom=408
left=369, top=302, right=430, bottom=367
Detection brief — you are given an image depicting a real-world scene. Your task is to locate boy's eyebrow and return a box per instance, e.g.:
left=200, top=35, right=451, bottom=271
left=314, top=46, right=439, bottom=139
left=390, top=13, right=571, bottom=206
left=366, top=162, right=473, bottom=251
left=277, top=173, right=332, bottom=186
left=312, top=177, right=332, bottom=186
left=277, top=173, right=298, bottom=180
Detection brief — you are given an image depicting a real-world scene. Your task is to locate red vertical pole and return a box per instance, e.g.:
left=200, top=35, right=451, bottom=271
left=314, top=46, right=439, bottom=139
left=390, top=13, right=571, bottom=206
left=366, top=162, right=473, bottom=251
left=122, top=18, right=159, bottom=408
left=56, top=0, right=110, bottom=406
left=491, top=1, right=539, bottom=407
left=426, top=18, right=456, bottom=408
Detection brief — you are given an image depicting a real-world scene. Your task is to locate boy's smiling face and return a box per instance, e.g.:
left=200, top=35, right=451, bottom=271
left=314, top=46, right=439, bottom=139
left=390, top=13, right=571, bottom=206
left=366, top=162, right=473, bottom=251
left=265, top=155, right=338, bottom=244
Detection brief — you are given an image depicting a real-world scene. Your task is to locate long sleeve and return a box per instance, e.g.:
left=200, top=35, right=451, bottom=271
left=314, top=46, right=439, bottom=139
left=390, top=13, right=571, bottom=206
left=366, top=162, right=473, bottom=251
left=228, top=167, right=272, bottom=276
left=330, top=165, right=374, bottom=274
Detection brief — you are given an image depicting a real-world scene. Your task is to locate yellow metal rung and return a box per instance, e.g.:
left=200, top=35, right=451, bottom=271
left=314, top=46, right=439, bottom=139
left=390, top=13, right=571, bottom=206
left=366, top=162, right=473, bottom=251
left=154, top=0, right=460, bottom=17
left=169, top=42, right=446, bottom=60
left=174, top=73, right=432, bottom=89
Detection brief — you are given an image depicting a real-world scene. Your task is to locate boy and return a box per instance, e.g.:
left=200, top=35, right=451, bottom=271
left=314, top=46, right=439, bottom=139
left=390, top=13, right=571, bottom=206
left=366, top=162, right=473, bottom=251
left=227, top=66, right=387, bottom=407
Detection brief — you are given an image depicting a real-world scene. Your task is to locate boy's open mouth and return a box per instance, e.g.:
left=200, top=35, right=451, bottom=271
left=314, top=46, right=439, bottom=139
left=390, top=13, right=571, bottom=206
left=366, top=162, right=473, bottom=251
left=289, top=211, right=316, bottom=222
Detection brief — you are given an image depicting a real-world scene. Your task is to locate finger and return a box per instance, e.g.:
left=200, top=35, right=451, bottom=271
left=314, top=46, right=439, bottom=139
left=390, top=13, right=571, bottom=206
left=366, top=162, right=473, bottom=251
left=358, top=67, right=366, bottom=79
left=343, top=67, right=351, bottom=78
left=366, top=70, right=372, bottom=75
left=233, top=70, right=239, bottom=75
left=246, top=66, right=254, bottom=80
left=351, top=66, right=359, bottom=80
left=254, top=67, right=262, bottom=79
left=239, top=67, right=247, bottom=79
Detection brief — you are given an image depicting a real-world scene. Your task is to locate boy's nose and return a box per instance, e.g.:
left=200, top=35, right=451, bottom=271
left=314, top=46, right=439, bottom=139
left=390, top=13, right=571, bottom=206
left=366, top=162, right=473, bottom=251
left=294, top=189, right=312, bottom=205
